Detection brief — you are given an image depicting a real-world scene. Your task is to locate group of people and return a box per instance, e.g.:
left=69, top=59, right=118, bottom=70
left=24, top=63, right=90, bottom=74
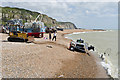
left=49, top=31, right=57, bottom=41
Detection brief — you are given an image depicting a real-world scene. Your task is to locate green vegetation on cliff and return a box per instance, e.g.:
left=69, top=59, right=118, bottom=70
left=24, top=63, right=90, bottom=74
left=1, top=6, right=77, bottom=29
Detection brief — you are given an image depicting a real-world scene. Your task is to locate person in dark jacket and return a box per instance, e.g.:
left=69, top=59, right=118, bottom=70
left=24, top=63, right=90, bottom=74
left=49, top=32, right=51, bottom=40
left=52, top=32, right=57, bottom=41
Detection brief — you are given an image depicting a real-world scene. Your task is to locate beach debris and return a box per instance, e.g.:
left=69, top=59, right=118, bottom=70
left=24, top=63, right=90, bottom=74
left=58, top=74, right=64, bottom=78
left=43, top=37, right=48, bottom=39
left=88, top=45, right=94, bottom=51
left=46, top=45, right=52, bottom=48
left=87, top=53, right=90, bottom=56
left=100, top=53, right=106, bottom=60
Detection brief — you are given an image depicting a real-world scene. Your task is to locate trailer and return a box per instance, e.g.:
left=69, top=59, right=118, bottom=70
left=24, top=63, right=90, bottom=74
left=24, top=21, right=45, bottom=38
left=24, top=14, right=45, bottom=38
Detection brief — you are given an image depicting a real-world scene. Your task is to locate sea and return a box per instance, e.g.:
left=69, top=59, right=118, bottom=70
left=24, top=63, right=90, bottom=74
left=65, top=30, right=119, bottom=78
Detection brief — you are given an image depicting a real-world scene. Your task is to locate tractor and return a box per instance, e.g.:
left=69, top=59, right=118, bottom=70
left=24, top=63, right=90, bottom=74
left=8, top=24, right=34, bottom=42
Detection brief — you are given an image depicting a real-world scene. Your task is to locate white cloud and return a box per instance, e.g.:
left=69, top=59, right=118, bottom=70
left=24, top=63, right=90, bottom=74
left=1, top=2, right=118, bottom=29
left=85, top=10, right=89, bottom=14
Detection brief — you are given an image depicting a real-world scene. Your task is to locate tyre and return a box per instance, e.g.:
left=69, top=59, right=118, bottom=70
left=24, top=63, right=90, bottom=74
left=70, top=46, right=74, bottom=51
left=8, top=37, right=24, bottom=42
left=39, top=34, right=42, bottom=38
left=8, top=37, right=12, bottom=42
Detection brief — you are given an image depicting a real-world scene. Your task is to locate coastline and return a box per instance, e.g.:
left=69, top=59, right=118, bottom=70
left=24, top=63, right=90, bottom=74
left=64, top=29, right=118, bottom=79
left=56, top=29, right=109, bottom=78
left=1, top=29, right=109, bottom=78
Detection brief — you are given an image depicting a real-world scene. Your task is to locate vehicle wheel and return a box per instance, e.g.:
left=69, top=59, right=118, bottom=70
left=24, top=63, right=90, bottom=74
left=70, top=46, right=74, bottom=51
left=8, top=37, right=12, bottom=42
left=39, top=34, right=42, bottom=38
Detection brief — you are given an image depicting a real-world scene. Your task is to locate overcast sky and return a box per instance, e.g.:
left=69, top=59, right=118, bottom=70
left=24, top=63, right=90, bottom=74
left=1, top=0, right=118, bottom=29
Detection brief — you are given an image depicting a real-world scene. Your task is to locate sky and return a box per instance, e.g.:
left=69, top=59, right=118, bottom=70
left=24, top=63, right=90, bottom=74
left=1, top=0, right=119, bottom=29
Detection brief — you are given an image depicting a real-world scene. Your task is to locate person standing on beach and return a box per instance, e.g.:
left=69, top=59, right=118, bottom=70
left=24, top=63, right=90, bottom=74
left=49, top=32, right=51, bottom=40
left=52, top=31, right=57, bottom=41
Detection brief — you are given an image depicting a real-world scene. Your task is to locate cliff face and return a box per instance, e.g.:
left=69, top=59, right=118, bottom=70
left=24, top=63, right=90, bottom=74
left=1, top=6, right=77, bottom=29
left=57, top=22, right=77, bottom=29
